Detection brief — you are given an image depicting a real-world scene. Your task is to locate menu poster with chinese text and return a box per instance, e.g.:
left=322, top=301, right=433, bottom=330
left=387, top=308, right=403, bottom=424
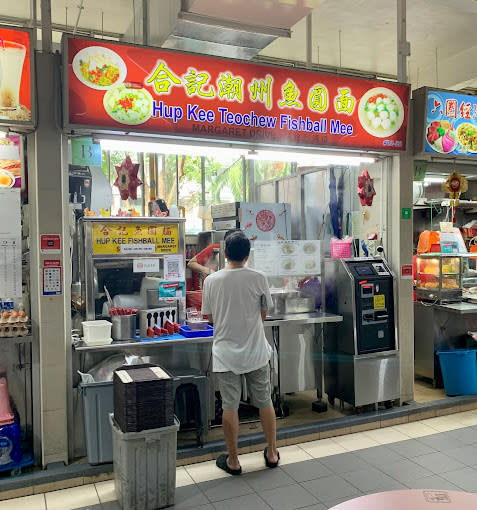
left=252, top=240, right=321, bottom=276
left=0, top=26, right=33, bottom=125
left=91, top=222, right=178, bottom=255
left=425, top=89, right=477, bottom=156
left=0, top=189, right=22, bottom=298
left=0, top=135, right=21, bottom=188
left=66, top=37, right=409, bottom=151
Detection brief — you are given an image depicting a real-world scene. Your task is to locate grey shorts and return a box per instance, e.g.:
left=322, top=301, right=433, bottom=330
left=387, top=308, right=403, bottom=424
left=217, top=364, right=273, bottom=411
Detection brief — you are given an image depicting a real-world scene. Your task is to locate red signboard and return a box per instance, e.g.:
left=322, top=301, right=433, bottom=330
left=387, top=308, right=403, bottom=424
left=0, top=26, right=33, bottom=126
left=40, top=234, right=61, bottom=254
left=65, top=36, right=409, bottom=151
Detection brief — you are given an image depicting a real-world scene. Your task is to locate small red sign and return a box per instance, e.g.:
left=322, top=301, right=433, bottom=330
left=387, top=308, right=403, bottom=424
left=40, top=234, right=61, bottom=253
left=43, top=259, right=61, bottom=268
left=401, top=264, right=413, bottom=279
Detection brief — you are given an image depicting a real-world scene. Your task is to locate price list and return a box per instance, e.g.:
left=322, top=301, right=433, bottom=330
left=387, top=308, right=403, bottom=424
left=0, top=190, right=22, bottom=298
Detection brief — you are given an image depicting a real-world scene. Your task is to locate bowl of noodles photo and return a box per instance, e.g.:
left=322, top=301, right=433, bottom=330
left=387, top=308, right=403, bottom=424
left=72, top=46, right=127, bottom=90
left=103, top=84, right=153, bottom=125
left=457, top=122, right=477, bottom=153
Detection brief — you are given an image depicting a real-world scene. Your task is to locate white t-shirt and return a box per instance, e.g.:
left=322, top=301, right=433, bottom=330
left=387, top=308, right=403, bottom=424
left=201, top=267, right=273, bottom=375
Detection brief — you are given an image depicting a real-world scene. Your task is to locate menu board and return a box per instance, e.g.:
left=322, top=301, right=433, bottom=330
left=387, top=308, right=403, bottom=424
left=0, top=189, right=22, bottom=298
left=0, top=26, right=34, bottom=127
left=418, top=87, right=477, bottom=157
left=253, top=240, right=321, bottom=276
left=65, top=36, right=409, bottom=151
left=0, top=135, right=21, bottom=189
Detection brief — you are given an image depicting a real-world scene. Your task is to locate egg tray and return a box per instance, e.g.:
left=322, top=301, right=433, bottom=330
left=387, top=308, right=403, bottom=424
left=0, top=323, right=30, bottom=338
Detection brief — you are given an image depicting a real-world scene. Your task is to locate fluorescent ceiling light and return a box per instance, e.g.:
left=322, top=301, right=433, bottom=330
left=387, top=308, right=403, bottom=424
left=424, top=176, right=446, bottom=184
left=99, top=139, right=247, bottom=160
left=99, top=138, right=374, bottom=166
left=248, top=150, right=374, bottom=166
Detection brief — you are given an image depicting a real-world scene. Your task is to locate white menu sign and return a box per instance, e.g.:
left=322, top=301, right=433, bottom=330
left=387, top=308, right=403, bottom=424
left=0, top=189, right=22, bottom=298
left=253, top=240, right=321, bottom=276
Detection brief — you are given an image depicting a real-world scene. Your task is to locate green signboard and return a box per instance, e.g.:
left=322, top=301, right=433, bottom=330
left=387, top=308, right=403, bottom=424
left=71, top=137, right=102, bottom=167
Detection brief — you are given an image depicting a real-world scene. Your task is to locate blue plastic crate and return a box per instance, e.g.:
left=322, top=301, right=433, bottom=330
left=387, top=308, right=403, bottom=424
left=179, top=325, right=213, bottom=338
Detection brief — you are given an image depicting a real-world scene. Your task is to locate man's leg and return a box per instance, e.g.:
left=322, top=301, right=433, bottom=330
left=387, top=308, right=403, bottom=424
left=217, top=372, right=242, bottom=471
left=222, top=409, right=240, bottom=470
left=246, top=365, right=279, bottom=464
left=259, top=406, right=278, bottom=463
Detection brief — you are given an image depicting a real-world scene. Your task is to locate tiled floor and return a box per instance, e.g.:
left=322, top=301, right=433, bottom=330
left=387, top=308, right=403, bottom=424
left=2, top=409, right=477, bottom=510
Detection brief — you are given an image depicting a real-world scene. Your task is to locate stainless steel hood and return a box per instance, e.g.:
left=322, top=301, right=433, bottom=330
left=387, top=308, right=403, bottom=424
left=153, top=0, right=319, bottom=60
left=162, top=11, right=290, bottom=60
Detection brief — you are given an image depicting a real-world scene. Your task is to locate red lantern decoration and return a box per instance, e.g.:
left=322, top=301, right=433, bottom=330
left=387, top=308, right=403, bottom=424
left=113, top=156, right=142, bottom=201
left=357, top=169, right=376, bottom=207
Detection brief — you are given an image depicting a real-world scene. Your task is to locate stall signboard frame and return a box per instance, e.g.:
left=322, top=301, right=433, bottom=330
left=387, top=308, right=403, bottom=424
left=0, top=25, right=36, bottom=130
left=63, top=35, right=410, bottom=152
left=414, top=86, right=477, bottom=159
left=91, top=222, right=179, bottom=256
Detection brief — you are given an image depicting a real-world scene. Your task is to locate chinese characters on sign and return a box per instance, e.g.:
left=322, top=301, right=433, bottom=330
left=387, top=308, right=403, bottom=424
left=91, top=223, right=179, bottom=255
left=425, top=88, right=477, bottom=156
left=67, top=37, right=409, bottom=151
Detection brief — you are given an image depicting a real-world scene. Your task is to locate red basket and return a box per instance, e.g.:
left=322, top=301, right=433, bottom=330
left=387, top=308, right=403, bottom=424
left=330, top=238, right=352, bottom=258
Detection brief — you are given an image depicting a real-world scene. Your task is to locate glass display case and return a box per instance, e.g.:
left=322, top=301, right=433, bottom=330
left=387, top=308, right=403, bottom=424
left=78, top=217, right=186, bottom=324
left=416, top=254, right=463, bottom=303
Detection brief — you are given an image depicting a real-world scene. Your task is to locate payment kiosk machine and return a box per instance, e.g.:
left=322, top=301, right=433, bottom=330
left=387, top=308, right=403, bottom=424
left=324, top=257, right=399, bottom=411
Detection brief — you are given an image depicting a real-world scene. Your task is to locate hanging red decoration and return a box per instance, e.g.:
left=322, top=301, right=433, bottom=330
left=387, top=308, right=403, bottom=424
left=113, top=156, right=142, bottom=200
left=357, top=169, right=376, bottom=207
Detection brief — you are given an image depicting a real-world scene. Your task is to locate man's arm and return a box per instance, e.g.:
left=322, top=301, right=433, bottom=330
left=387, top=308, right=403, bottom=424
left=188, top=256, right=213, bottom=275
left=207, top=314, right=214, bottom=325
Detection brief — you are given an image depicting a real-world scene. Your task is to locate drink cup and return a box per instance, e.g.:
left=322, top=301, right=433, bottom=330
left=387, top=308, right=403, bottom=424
left=0, top=41, right=26, bottom=110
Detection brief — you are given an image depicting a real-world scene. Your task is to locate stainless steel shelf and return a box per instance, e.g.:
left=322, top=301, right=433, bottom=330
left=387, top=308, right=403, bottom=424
left=74, top=335, right=213, bottom=352
left=0, top=335, right=32, bottom=344
left=264, top=312, right=343, bottom=327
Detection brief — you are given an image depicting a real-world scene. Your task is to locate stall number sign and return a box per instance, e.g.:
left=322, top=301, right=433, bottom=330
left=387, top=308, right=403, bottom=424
left=374, top=294, right=386, bottom=310
left=92, top=223, right=178, bottom=255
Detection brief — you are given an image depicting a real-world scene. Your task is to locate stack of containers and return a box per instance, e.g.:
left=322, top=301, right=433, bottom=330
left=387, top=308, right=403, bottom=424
left=111, top=364, right=178, bottom=510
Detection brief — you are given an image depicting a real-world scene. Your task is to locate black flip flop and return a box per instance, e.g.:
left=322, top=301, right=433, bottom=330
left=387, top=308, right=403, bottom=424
left=216, top=454, right=242, bottom=475
left=264, top=447, right=280, bottom=468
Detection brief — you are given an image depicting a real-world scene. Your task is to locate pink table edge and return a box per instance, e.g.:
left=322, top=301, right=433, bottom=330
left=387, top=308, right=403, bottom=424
left=330, top=489, right=477, bottom=510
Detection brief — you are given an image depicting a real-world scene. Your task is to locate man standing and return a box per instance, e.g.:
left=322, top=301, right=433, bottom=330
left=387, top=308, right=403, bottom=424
left=201, top=230, right=279, bottom=475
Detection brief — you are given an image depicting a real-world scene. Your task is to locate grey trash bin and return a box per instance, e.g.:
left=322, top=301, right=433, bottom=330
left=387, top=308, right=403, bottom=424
left=110, top=414, right=180, bottom=510
left=80, top=381, right=114, bottom=464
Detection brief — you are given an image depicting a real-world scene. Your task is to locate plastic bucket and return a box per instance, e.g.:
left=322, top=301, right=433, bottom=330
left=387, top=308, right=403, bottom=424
left=436, top=349, right=477, bottom=396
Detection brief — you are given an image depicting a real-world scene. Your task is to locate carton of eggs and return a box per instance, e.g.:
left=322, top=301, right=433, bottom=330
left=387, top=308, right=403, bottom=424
left=0, top=310, right=29, bottom=337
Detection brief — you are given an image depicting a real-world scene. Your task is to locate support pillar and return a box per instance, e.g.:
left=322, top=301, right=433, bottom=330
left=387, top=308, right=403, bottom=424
left=27, top=52, right=69, bottom=466
left=390, top=0, right=414, bottom=402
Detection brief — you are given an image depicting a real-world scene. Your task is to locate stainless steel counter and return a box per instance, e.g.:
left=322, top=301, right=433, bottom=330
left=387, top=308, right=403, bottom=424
left=435, top=302, right=477, bottom=314
left=264, top=312, right=343, bottom=409
left=264, top=312, right=343, bottom=326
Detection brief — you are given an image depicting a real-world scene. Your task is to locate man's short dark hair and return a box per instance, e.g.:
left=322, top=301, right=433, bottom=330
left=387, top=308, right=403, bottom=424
left=225, top=230, right=250, bottom=262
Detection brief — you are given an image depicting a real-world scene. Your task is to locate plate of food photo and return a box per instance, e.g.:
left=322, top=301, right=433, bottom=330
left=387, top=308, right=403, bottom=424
left=456, top=122, right=477, bottom=153
left=426, top=120, right=458, bottom=153
left=103, top=84, right=153, bottom=125
left=0, top=169, right=15, bottom=188
left=72, top=46, right=127, bottom=90
left=358, top=87, right=405, bottom=138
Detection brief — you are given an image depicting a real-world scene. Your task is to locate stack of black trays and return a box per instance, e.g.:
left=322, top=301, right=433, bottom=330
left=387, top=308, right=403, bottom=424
left=113, top=363, right=174, bottom=432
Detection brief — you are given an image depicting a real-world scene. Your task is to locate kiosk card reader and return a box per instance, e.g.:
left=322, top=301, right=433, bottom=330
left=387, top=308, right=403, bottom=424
left=324, top=258, right=399, bottom=410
